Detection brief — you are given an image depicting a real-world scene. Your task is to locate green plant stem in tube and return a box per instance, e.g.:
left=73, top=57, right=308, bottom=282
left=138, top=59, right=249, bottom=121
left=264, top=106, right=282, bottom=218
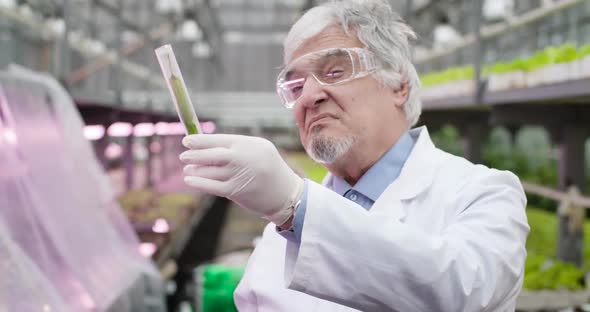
left=170, top=73, right=199, bottom=134
left=167, top=54, right=199, bottom=134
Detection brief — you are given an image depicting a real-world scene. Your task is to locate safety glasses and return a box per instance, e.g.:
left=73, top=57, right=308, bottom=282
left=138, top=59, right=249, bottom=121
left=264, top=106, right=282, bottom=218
left=276, top=47, right=379, bottom=108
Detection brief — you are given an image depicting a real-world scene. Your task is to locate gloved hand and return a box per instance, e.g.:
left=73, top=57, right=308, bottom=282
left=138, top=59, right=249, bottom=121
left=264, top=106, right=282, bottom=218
left=180, top=134, right=304, bottom=225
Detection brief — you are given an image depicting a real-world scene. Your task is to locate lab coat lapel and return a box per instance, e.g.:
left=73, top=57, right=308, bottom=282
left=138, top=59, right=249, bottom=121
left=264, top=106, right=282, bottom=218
left=318, top=127, right=439, bottom=221
left=371, top=126, right=439, bottom=221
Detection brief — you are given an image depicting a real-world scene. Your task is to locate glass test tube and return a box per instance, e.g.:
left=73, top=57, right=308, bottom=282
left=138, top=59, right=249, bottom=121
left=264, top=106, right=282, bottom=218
left=155, top=44, right=202, bottom=134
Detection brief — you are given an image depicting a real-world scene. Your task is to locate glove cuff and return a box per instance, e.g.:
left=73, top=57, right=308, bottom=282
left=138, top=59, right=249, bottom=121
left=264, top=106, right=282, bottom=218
left=265, top=177, right=304, bottom=225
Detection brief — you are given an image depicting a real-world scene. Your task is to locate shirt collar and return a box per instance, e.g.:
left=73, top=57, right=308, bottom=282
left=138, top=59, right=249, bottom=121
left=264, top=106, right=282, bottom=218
left=332, top=131, right=414, bottom=201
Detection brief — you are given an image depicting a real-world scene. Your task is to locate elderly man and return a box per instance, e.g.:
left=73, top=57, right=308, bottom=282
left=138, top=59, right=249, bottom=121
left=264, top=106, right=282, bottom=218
left=180, top=0, right=529, bottom=311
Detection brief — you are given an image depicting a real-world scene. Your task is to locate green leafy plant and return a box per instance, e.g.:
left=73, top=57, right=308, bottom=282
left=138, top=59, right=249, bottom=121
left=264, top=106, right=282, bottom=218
left=429, top=125, right=463, bottom=156
left=554, top=43, right=578, bottom=64
left=579, top=44, right=590, bottom=57
left=524, top=256, right=585, bottom=290
left=524, top=208, right=587, bottom=290
left=422, top=42, right=589, bottom=87
left=420, top=66, right=474, bottom=87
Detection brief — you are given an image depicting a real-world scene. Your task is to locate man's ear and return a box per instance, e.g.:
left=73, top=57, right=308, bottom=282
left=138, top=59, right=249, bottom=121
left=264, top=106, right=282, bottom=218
left=392, top=82, right=409, bottom=108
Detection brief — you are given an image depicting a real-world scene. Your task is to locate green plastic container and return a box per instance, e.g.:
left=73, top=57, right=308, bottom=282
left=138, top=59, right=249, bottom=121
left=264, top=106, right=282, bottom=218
left=197, top=264, right=245, bottom=312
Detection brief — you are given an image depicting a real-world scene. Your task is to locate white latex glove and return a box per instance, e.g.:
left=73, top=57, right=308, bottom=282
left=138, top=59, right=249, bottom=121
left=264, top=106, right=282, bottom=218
left=180, top=134, right=304, bottom=225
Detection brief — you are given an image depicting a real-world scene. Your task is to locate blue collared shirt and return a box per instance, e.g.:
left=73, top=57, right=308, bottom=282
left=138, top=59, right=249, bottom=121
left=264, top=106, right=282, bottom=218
left=280, top=131, right=415, bottom=243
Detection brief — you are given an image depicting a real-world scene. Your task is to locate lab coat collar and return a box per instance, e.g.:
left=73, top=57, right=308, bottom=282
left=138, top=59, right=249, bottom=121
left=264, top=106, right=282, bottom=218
left=331, top=131, right=414, bottom=202
left=323, top=126, right=438, bottom=202
left=386, top=126, right=438, bottom=200
left=369, top=126, right=440, bottom=222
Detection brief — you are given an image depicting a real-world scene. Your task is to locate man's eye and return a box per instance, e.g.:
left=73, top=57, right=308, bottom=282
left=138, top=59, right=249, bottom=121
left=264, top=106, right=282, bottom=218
left=325, top=69, right=344, bottom=79
left=283, top=77, right=305, bottom=94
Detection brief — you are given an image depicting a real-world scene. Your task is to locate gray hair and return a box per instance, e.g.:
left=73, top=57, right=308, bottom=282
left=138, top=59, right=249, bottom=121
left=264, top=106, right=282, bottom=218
left=284, top=0, right=422, bottom=127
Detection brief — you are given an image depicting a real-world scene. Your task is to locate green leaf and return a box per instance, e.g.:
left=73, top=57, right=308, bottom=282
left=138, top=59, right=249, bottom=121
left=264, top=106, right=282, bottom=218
left=554, top=43, right=578, bottom=64
left=579, top=44, right=590, bottom=57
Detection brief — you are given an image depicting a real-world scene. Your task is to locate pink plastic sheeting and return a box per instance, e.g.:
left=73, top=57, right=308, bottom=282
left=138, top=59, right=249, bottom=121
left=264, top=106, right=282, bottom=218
left=0, top=66, right=162, bottom=311
left=0, top=218, right=72, bottom=312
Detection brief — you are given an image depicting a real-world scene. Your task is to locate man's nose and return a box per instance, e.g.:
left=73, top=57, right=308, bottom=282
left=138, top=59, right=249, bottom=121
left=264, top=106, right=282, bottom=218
left=297, top=75, right=328, bottom=109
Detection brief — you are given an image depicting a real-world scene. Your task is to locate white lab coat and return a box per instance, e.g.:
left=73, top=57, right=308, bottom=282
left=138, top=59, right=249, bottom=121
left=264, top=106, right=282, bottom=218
left=234, top=126, right=529, bottom=312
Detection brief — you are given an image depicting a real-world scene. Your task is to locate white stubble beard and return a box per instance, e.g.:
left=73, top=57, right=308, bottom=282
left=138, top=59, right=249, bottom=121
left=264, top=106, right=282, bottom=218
left=305, top=125, right=356, bottom=164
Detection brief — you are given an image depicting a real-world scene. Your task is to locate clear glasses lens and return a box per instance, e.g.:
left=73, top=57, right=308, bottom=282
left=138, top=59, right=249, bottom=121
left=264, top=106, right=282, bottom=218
left=276, top=48, right=375, bottom=108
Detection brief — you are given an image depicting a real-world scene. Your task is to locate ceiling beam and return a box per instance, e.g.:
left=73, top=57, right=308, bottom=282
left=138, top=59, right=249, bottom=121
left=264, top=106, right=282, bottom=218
left=67, top=22, right=172, bottom=85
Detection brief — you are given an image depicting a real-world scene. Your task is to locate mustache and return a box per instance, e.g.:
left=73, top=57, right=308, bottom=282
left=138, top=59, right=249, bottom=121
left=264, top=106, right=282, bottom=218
left=306, top=113, right=337, bottom=132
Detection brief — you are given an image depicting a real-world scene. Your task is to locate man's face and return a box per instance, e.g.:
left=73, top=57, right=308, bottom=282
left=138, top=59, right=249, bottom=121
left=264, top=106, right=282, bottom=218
left=286, top=26, right=405, bottom=164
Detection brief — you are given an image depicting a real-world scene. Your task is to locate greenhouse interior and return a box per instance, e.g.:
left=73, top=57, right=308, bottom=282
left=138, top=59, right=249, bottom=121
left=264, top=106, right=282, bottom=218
left=1, top=0, right=590, bottom=311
